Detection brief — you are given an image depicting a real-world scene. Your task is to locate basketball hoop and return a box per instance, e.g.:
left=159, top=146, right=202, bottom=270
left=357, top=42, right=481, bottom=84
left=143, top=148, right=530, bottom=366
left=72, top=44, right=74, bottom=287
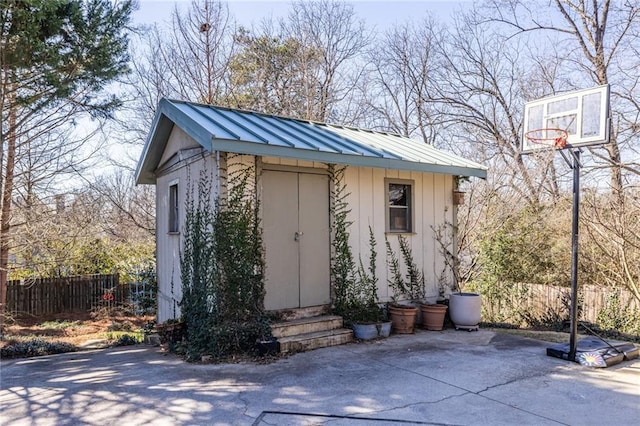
left=525, top=128, right=569, bottom=149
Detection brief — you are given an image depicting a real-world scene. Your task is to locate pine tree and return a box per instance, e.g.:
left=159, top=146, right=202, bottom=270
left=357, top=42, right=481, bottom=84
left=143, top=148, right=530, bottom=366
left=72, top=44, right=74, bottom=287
left=0, top=0, right=133, bottom=328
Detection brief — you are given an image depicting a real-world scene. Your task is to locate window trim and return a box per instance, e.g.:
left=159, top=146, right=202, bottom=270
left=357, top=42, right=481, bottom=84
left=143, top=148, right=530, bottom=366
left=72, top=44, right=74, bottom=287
left=385, top=178, right=414, bottom=234
left=168, top=181, right=179, bottom=234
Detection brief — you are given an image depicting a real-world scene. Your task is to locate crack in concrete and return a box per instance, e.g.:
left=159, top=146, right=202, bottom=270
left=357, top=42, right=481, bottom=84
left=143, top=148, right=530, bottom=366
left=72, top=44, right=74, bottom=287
left=340, top=345, right=569, bottom=425
left=238, top=390, right=260, bottom=425
left=476, top=369, right=551, bottom=394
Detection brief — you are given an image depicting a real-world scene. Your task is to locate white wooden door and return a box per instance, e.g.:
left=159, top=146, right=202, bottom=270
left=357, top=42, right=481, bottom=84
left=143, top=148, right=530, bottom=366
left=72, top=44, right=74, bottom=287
left=262, top=170, right=331, bottom=311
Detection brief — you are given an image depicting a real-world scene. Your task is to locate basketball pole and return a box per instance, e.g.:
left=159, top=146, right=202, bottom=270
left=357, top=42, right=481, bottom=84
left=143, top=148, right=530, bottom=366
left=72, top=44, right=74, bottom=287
left=568, top=149, right=582, bottom=361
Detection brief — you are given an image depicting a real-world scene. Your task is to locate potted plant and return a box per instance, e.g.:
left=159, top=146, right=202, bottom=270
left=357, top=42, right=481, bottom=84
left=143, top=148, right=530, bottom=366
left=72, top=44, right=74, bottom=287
left=416, top=271, right=449, bottom=331
left=347, top=301, right=388, bottom=340
left=433, top=220, right=482, bottom=331
left=386, top=236, right=425, bottom=334
left=332, top=215, right=391, bottom=340
left=420, top=303, right=448, bottom=330
left=449, top=292, right=481, bottom=331
left=254, top=316, right=280, bottom=355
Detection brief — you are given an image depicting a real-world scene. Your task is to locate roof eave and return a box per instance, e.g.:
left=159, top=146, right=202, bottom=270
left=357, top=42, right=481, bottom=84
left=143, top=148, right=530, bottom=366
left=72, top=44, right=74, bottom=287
left=135, top=99, right=214, bottom=185
left=135, top=99, right=488, bottom=184
left=212, top=139, right=488, bottom=179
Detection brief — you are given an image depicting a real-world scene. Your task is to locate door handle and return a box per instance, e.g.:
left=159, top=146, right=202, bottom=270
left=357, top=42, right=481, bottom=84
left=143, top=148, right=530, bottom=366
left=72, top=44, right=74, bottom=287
left=295, top=231, right=304, bottom=241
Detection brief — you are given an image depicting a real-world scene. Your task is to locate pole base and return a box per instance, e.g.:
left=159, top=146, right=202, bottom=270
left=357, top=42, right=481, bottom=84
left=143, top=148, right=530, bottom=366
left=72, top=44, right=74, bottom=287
left=547, top=336, right=639, bottom=367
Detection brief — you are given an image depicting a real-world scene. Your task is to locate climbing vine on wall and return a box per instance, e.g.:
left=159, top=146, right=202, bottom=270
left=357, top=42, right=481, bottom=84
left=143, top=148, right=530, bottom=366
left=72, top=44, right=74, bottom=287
left=179, top=156, right=270, bottom=361
left=329, top=165, right=384, bottom=324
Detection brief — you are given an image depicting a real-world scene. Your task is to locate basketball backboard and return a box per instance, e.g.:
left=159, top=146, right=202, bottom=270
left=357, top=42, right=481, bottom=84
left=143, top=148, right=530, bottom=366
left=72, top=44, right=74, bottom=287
left=522, top=85, right=610, bottom=153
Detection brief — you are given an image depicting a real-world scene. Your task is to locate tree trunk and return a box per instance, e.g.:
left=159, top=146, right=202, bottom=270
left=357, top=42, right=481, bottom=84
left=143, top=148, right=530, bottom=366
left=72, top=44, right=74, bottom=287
left=0, top=101, right=16, bottom=329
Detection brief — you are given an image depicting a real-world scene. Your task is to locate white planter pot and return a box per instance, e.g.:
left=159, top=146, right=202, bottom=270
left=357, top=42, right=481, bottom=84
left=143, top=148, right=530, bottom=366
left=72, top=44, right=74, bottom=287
left=449, top=292, right=481, bottom=331
left=378, top=321, right=392, bottom=337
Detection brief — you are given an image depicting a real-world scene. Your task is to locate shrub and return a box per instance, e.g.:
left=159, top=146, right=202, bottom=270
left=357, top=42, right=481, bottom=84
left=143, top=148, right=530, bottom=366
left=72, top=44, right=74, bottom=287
left=39, top=320, right=80, bottom=330
left=199, top=319, right=271, bottom=360
left=0, top=339, right=77, bottom=359
left=179, top=158, right=270, bottom=361
left=107, top=320, right=134, bottom=332
left=596, top=289, right=640, bottom=335
left=329, top=165, right=384, bottom=324
left=112, top=333, right=143, bottom=346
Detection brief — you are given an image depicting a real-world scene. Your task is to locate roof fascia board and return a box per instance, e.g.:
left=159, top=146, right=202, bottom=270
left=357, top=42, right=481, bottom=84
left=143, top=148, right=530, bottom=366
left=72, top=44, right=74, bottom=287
left=135, top=99, right=214, bottom=184
left=161, top=102, right=214, bottom=151
left=211, top=139, right=487, bottom=179
left=135, top=112, right=174, bottom=184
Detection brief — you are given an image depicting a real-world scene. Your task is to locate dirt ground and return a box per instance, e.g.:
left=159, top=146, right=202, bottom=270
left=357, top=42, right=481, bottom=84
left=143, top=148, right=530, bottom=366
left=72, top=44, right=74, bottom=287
left=1, top=310, right=155, bottom=349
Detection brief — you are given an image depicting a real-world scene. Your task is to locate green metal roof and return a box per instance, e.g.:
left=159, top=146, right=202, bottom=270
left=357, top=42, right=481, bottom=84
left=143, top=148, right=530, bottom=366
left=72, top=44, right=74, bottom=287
left=135, top=99, right=487, bottom=184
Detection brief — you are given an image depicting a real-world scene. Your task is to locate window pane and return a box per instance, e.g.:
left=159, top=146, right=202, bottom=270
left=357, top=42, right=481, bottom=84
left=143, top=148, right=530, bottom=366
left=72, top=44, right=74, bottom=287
left=389, top=207, right=408, bottom=231
left=389, top=184, right=408, bottom=207
left=169, top=184, right=178, bottom=233
left=387, top=181, right=412, bottom=233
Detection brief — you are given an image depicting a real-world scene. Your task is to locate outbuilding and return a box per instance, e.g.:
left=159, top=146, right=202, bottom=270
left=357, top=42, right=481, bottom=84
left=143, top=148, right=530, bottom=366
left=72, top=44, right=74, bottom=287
left=136, top=99, right=487, bottom=322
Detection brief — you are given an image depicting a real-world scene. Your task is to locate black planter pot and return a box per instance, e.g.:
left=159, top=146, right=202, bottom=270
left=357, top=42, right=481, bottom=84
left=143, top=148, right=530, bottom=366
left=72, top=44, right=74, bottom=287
left=255, top=338, right=280, bottom=356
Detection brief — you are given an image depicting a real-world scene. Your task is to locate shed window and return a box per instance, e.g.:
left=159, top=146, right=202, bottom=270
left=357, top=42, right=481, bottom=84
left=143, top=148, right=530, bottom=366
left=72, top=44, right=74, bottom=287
left=386, top=179, right=413, bottom=233
left=169, top=183, right=179, bottom=233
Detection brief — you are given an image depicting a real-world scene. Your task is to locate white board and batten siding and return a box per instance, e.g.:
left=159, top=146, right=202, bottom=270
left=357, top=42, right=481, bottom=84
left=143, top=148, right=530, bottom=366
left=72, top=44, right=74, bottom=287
left=343, top=166, right=454, bottom=303
left=155, top=140, right=456, bottom=321
left=262, top=156, right=456, bottom=303
left=155, top=126, right=217, bottom=322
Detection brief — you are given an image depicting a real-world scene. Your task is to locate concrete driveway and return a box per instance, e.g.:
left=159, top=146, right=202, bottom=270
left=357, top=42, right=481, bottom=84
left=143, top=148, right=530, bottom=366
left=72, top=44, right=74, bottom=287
left=1, top=330, right=639, bottom=425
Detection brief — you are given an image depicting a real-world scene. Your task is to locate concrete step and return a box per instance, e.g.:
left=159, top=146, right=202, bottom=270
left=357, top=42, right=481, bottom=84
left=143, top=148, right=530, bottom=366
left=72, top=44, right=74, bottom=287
left=277, top=328, right=354, bottom=353
left=273, top=305, right=331, bottom=321
left=271, top=315, right=344, bottom=339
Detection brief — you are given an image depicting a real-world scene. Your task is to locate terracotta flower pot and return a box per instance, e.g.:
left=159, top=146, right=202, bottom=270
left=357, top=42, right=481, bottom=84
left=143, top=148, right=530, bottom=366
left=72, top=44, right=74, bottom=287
left=420, top=303, right=448, bottom=331
left=388, top=305, right=418, bottom=334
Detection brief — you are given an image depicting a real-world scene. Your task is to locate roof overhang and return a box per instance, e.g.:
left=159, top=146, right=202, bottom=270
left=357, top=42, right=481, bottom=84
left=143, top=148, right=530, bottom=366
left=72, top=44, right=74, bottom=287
left=135, top=98, right=488, bottom=184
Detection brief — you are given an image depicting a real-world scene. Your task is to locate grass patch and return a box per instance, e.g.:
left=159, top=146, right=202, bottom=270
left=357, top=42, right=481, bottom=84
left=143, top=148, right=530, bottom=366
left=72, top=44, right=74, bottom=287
left=38, top=320, right=81, bottom=330
left=104, top=331, right=144, bottom=346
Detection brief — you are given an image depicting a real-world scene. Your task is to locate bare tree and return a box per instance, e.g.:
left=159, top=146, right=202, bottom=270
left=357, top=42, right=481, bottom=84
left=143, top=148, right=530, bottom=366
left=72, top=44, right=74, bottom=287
left=481, top=0, right=640, bottom=199
left=11, top=183, right=154, bottom=279
left=120, top=0, right=236, bottom=150
left=286, top=0, right=371, bottom=122
left=365, top=16, right=444, bottom=143
left=582, top=188, right=640, bottom=303
left=90, top=170, right=155, bottom=237
left=429, top=10, right=560, bottom=206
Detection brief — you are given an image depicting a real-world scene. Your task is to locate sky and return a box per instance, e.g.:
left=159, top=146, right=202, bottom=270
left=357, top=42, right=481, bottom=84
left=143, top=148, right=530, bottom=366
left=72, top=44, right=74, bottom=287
left=133, top=0, right=471, bottom=29
left=97, top=1, right=472, bottom=174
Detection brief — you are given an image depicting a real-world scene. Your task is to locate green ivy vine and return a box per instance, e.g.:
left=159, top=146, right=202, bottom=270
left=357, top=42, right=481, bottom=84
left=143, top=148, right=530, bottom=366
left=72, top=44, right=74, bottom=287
left=179, top=156, right=270, bottom=362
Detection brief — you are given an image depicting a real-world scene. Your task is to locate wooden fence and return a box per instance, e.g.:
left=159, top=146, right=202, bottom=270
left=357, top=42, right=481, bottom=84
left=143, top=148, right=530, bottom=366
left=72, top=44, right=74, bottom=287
left=6, top=274, right=129, bottom=316
left=480, top=282, right=640, bottom=326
